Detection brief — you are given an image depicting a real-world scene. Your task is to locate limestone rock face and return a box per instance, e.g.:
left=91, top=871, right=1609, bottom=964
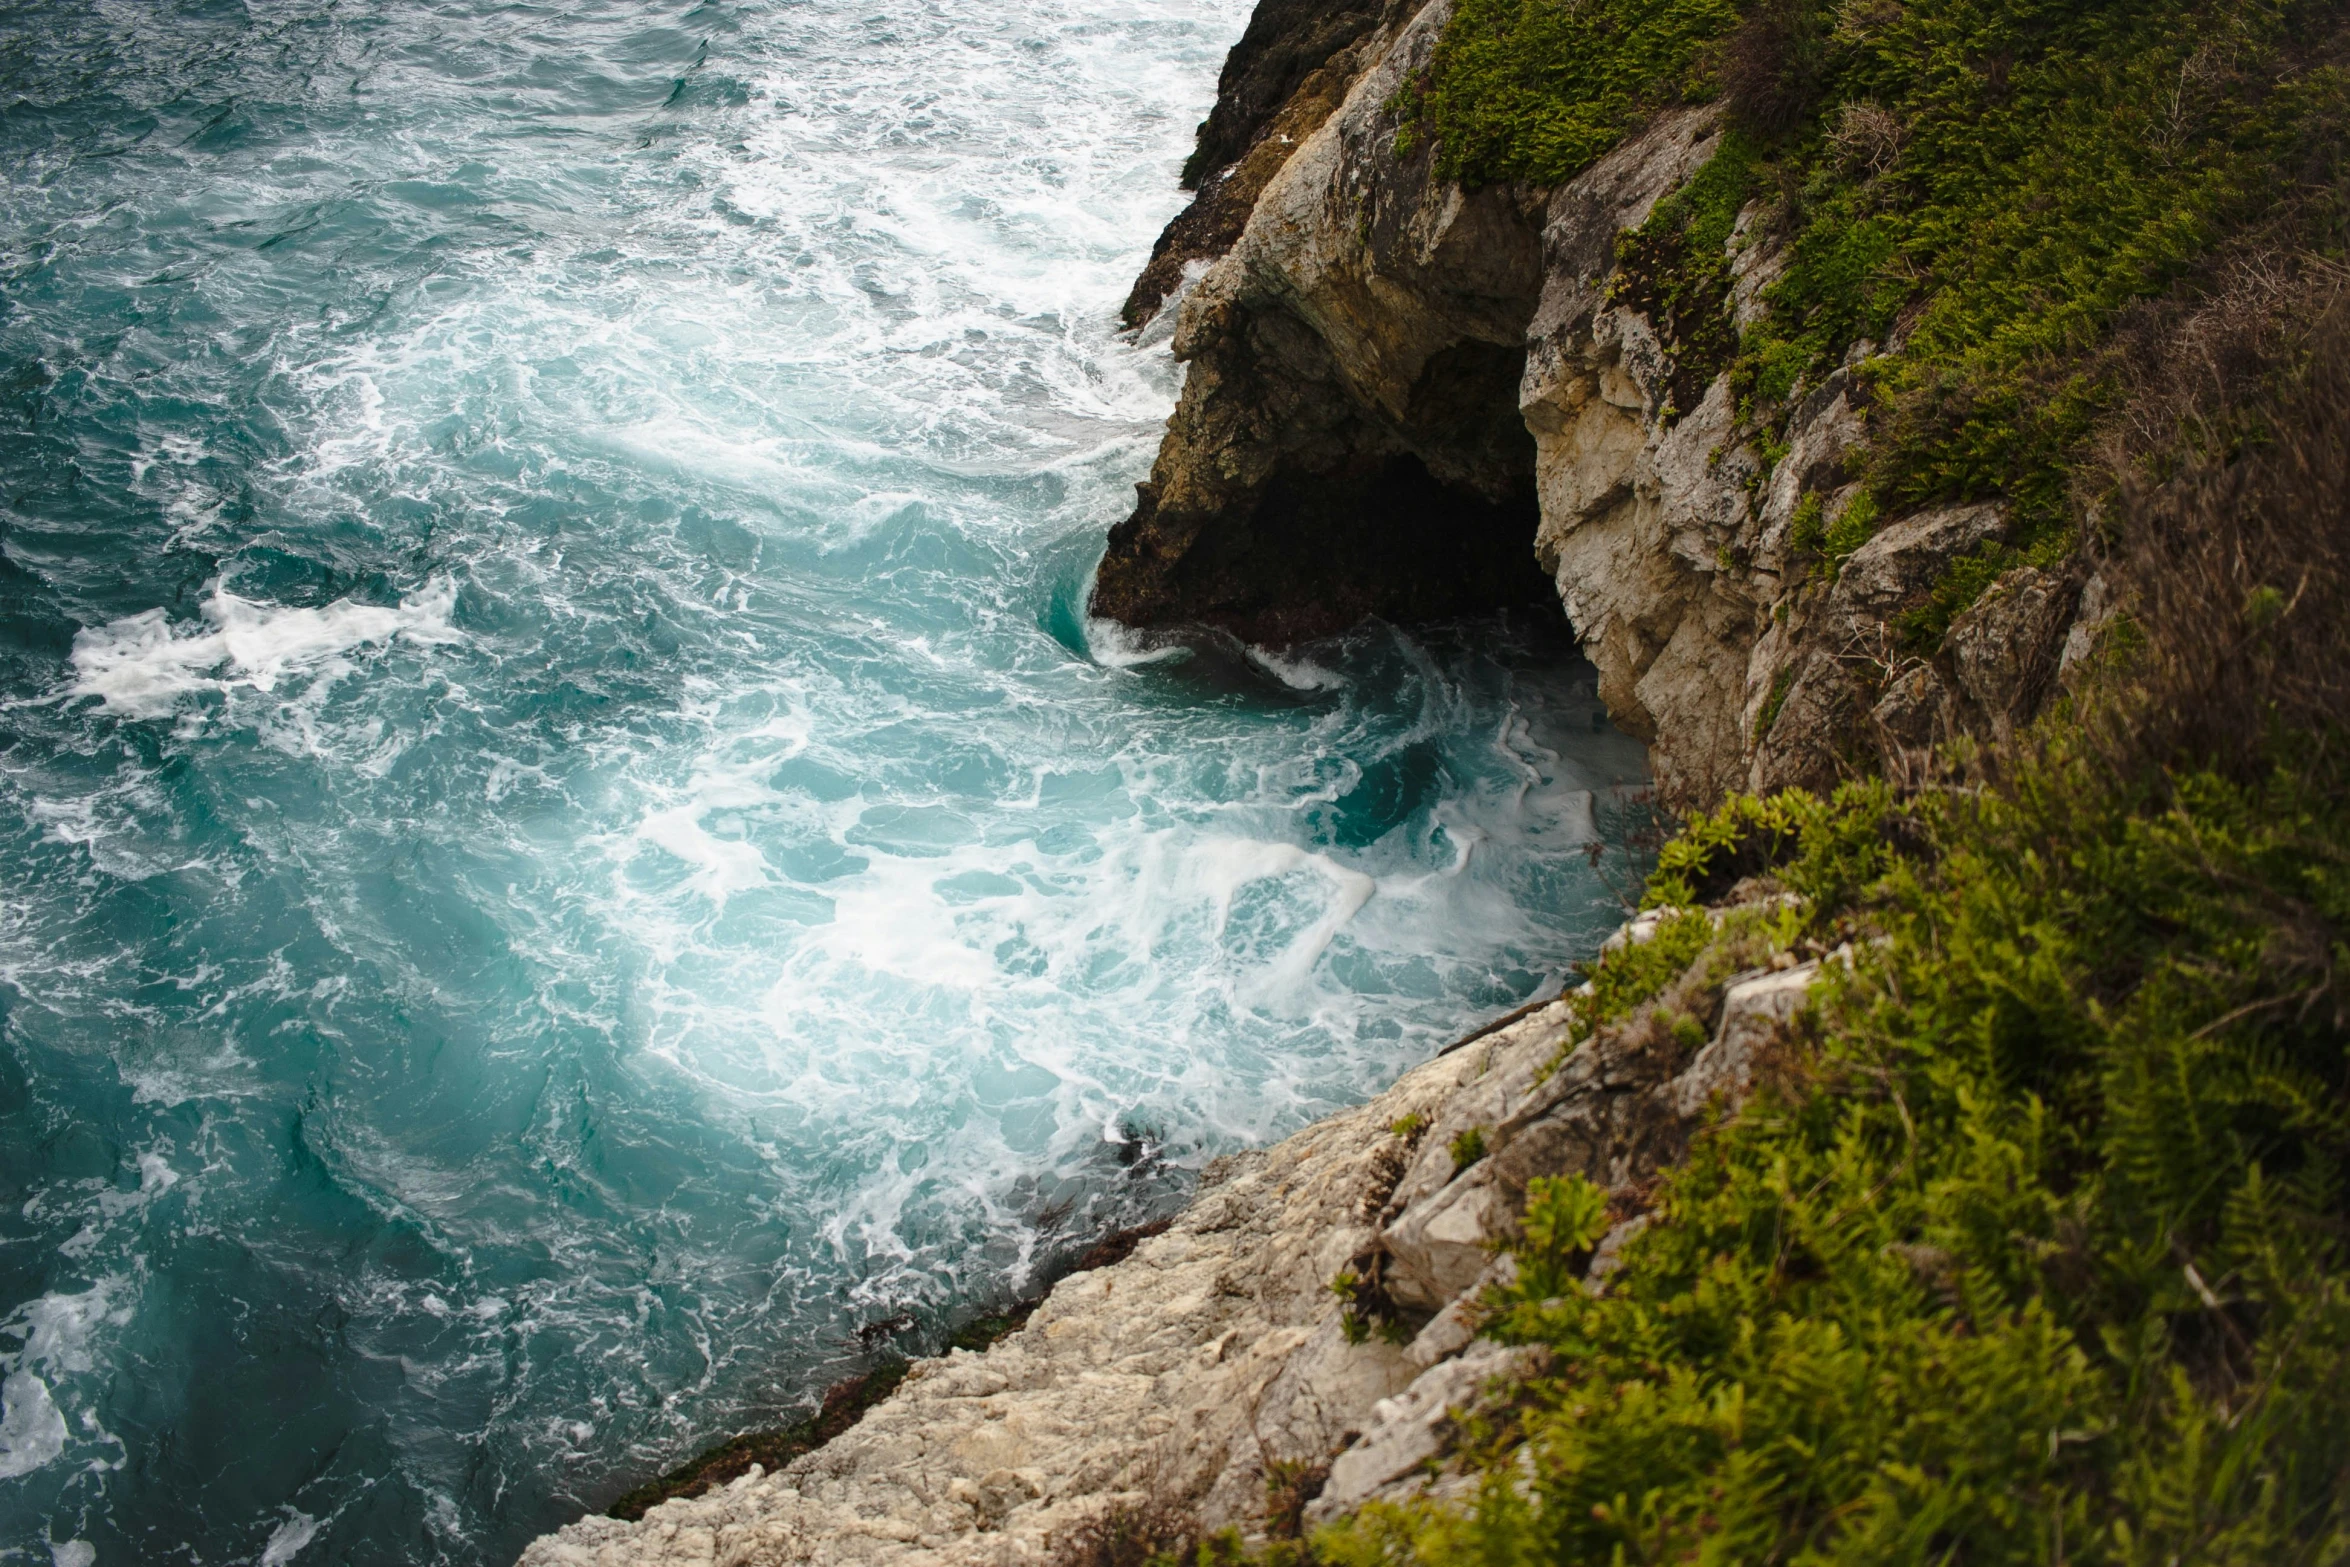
left=1306, top=1339, right=1543, bottom=1524
left=1090, top=0, right=1558, bottom=647
left=1090, top=0, right=2115, bottom=805
left=1829, top=503, right=2009, bottom=644
left=1519, top=110, right=1763, bottom=804
left=516, top=1070, right=1428, bottom=1567
left=1945, top=565, right=2080, bottom=720
left=516, top=905, right=1822, bottom=1566
left=1122, top=0, right=1397, bottom=328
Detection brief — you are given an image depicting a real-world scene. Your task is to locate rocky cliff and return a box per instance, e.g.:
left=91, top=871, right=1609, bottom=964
left=1095, top=0, right=2105, bottom=806
left=514, top=1, right=2225, bottom=1559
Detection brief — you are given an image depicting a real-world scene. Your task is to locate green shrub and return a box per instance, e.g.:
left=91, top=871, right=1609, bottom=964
left=1448, top=1126, right=1487, bottom=1172
left=1293, top=237, right=2350, bottom=1567
left=1510, top=1174, right=1613, bottom=1300
left=1414, top=0, right=1739, bottom=186
left=1642, top=782, right=1893, bottom=910
left=1315, top=736, right=2350, bottom=1566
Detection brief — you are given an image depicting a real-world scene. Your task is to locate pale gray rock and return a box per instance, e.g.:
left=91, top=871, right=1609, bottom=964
left=1404, top=1254, right=1515, bottom=1368
left=1584, top=1214, right=1651, bottom=1291
left=2058, top=571, right=2115, bottom=680
left=1382, top=1163, right=1514, bottom=1311
left=1945, top=565, right=2078, bottom=719
left=1671, top=963, right=1818, bottom=1118
left=1754, top=374, right=1867, bottom=576
left=1520, top=111, right=1765, bottom=805
left=1870, top=663, right=1957, bottom=773
left=1750, top=647, right=1864, bottom=793
left=1382, top=1001, right=1575, bottom=1220
left=1304, top=1341, right=1546, bottom=1526
left=518, top=899, right=1821, bottom=1567
left=1599, top=905, right=1686, bottom=955
left=1826, top=502, right=2007, bottom=646
left=1726, top=202, right=1787, bottom=331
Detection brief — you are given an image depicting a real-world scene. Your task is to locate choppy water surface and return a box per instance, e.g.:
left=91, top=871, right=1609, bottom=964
left=0, top=2, right=1648, bottom=1561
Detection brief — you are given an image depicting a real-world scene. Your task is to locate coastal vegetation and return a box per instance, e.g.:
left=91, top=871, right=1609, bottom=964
left=1091, top=301, right=2350, bottom=1567
left=1411, top=0, right=2350, bottom=624
left=1314, top=326, right=2350, bottom=1562
left=1080, top=0, right=2350, bottom=1559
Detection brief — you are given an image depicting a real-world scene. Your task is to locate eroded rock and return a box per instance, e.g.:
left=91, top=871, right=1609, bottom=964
left=1122, top=0, right=1395, bottom=328
left=1091, top=0, right=1557, bottom=648
left=1305, top=1340, right=1545, bottom=1525
left=1945, top=565, right=2080, bottom=721
left=1520, top=110, right=1764, bottom=804
left=1826, top=502, right=2007, bottom=647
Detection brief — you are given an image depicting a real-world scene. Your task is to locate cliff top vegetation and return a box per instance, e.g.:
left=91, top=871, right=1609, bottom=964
left=1300, top=304, right=2350, bottom=1566
left=1067, top=6, right=2350, bottom=1554
left=1409, top=0, right=2350, bottom=633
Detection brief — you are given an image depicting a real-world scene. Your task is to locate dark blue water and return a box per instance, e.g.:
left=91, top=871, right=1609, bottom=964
left=0, top=2, right=1648, bottom=1562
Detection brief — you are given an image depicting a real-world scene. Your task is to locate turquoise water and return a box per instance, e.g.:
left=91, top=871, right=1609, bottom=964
left=0, top=2, right=1648, bottom=1562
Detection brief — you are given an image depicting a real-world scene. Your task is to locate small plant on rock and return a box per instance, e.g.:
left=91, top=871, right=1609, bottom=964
left=1329, top=1263, right=1413, bottom=1347
left=1508, top=1173, right=1614, bottom=1301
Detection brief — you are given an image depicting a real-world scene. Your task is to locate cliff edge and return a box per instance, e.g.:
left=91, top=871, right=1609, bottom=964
left=1088, top=0, right=2231, bottom=805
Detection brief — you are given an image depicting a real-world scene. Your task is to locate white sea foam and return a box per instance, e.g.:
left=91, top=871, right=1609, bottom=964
left=259, top=1511, right=320, bottom=1566
left=67, top=578, right=461, bottom=719
left=1248, top=646, right=1349, bottom=693
left=0, top=1278, right=129, bottom=1481
left=1080, top=612, right=1193, bottom=669
left=0, top=1371, right=66, bottom=1480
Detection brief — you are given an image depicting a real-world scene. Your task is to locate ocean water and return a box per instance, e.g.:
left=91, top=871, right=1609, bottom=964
left=0, top=2, right=1649, bottom=1562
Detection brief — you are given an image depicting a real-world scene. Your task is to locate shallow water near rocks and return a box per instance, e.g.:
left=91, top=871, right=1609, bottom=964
left=0, top=1, right=1647, bottom=1561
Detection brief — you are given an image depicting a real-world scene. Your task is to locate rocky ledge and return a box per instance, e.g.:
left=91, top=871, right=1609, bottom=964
left=520, top=897, right=1823, bottom=1567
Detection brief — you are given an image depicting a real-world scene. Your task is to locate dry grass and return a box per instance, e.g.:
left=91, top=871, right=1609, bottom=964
left=1824, top=101, right=1903, bottom=175
left=1048, top=1497, right=1198, bottom=1567
left=2084, top=302, right=2350, bottom=785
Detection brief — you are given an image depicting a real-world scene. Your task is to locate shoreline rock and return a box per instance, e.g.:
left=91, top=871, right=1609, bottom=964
left=518, top=896, right=1819, bottom=1565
